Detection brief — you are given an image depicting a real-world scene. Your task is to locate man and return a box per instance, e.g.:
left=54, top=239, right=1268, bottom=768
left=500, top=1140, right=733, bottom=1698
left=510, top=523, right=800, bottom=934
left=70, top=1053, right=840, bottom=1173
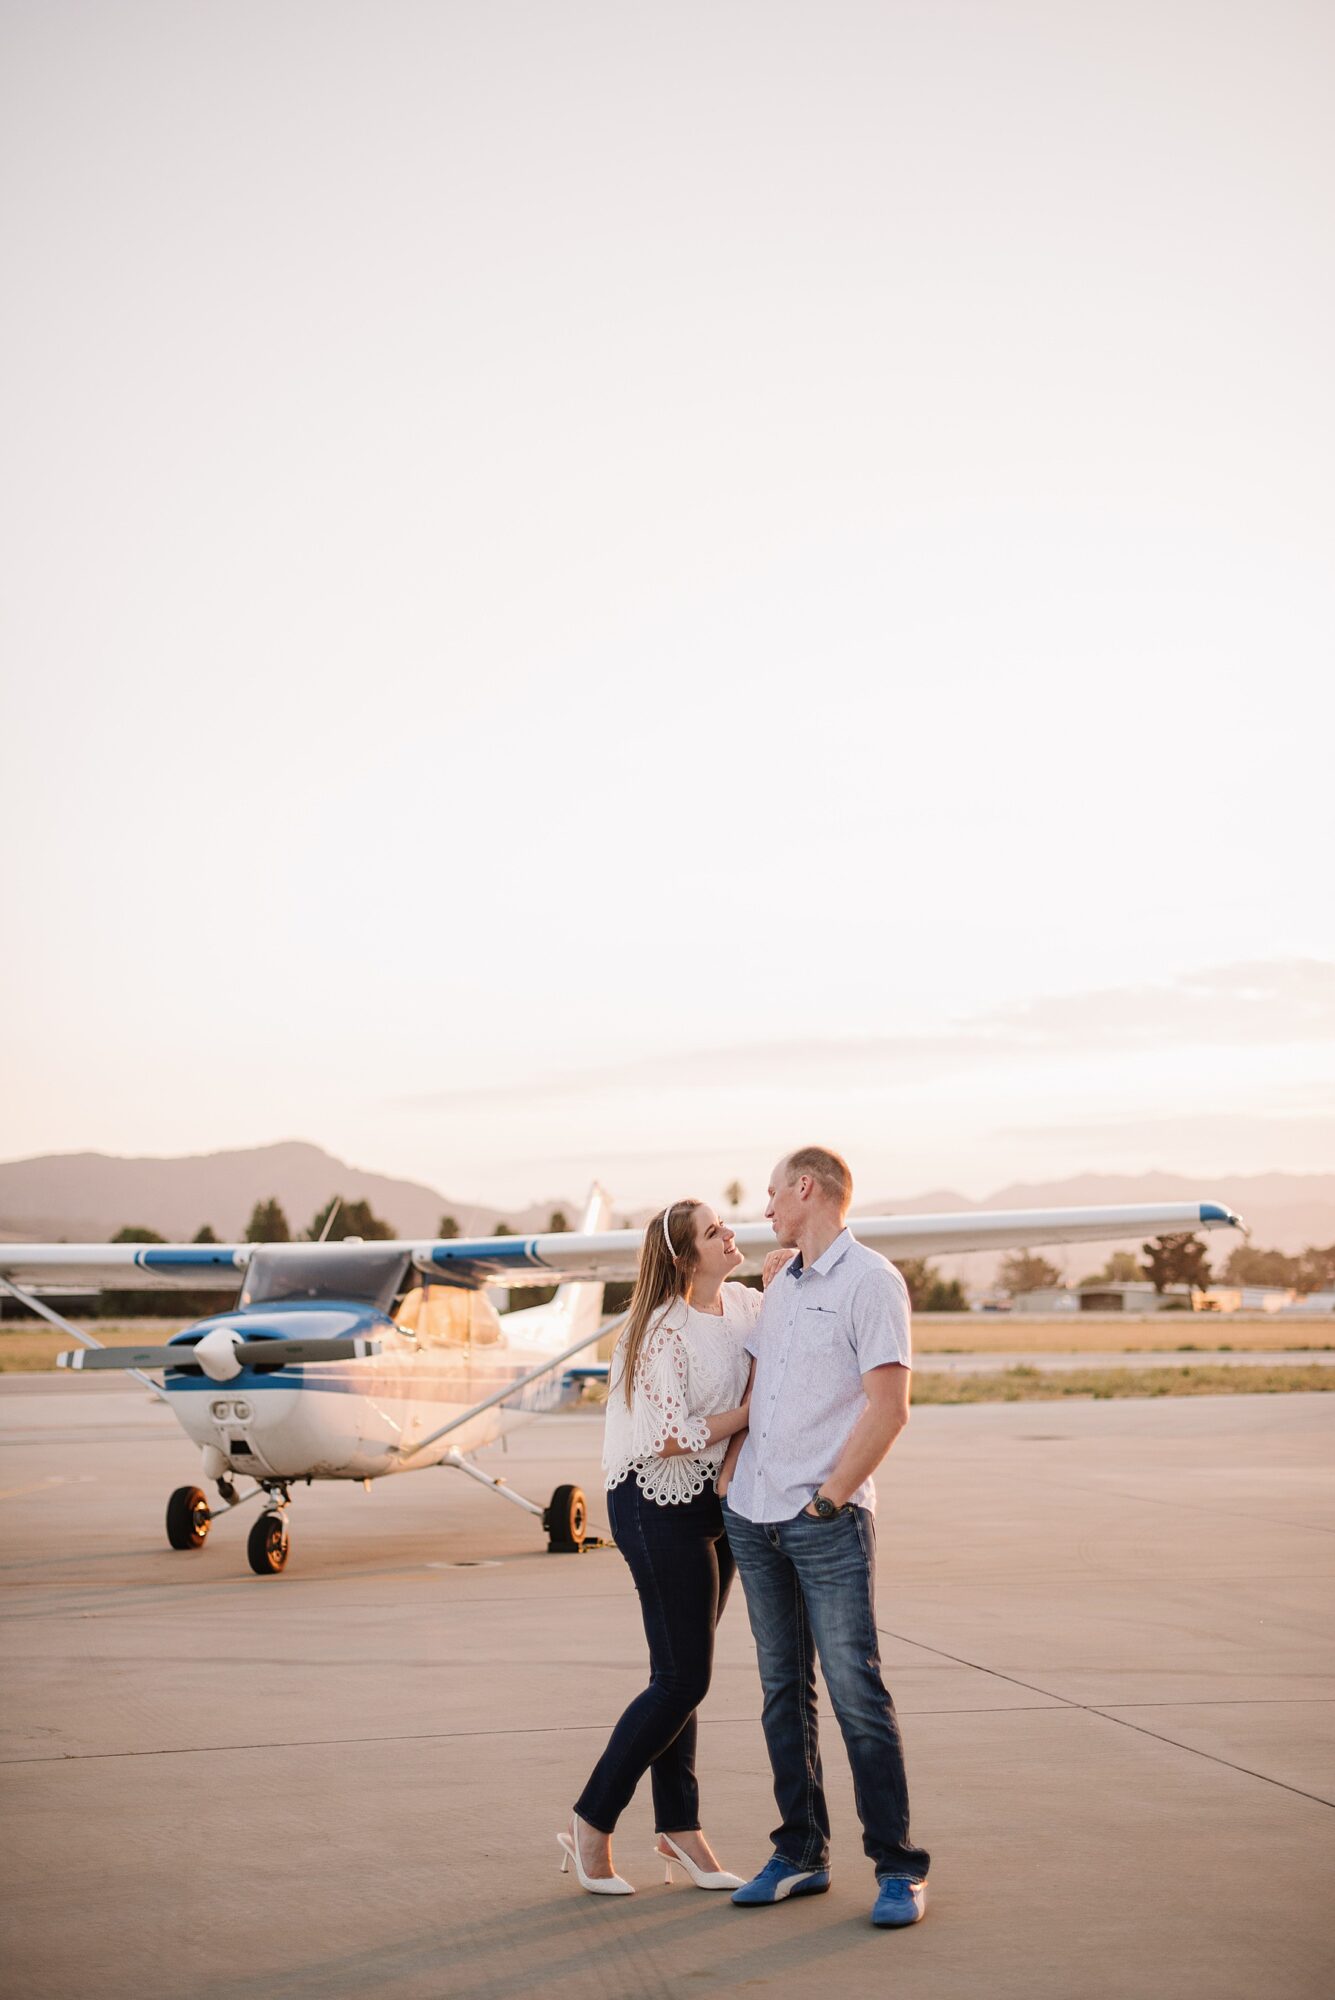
left=718, top=1145, right=930, bottom=1929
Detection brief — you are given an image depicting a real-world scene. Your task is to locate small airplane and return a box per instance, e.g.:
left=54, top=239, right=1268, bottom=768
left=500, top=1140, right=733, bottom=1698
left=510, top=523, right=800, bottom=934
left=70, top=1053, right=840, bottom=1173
left=0, top=1192, right=1243, bottom=1576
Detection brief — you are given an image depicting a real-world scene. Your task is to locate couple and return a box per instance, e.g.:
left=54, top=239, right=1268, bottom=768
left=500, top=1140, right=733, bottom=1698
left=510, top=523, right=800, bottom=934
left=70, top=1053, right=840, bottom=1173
left=558, top=1145, right=930, bottom=1931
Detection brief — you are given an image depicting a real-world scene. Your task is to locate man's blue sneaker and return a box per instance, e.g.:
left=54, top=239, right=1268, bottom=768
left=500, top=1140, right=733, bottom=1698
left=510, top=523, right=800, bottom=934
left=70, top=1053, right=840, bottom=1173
left=872, top=1876, right=927, bottom=1927
left=731, top=1857, right=831, bottom=1906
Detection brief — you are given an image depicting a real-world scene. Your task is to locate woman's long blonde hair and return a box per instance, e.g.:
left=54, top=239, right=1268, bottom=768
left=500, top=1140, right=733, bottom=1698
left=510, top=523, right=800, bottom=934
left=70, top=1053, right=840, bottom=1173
left=619, top=1199, right=704, bottom=1408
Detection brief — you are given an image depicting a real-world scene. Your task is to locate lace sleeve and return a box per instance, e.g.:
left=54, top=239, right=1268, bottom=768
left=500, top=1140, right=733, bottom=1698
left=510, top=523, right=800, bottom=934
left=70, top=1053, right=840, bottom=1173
left=629, top=1319, right=712, bottom=1458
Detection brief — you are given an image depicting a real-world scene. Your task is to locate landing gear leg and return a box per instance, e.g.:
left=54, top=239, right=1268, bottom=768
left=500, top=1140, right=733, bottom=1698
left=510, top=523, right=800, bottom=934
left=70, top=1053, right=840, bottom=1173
left=439, top=1449, right=546, bottom=1521
left=246, top=1484, right=292, bottom=1575
left=437, top=1452, right=603, bottom=1553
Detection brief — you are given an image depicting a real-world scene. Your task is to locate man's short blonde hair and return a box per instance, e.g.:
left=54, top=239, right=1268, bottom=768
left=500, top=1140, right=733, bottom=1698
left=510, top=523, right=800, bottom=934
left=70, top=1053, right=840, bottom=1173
left=782, top=1146, right=853, bottom=1213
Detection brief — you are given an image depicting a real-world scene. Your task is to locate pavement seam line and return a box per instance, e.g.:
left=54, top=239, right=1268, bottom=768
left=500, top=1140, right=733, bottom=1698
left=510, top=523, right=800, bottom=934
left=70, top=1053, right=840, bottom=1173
left=0, top=1701, right=1069, bottom=1766
left=6, top=1695, right=1332, bottom=1771
left=877, top=1622, right=1335, bottom=1811
left=1080, top=1707, right=1335, bottom=1810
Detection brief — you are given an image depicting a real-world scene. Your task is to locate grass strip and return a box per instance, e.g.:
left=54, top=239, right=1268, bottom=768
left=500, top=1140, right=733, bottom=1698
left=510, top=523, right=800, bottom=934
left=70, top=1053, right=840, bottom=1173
left=576, top=1364, right=1333, bottom=1407
left=909, top=1364, right=1335, bottom=1402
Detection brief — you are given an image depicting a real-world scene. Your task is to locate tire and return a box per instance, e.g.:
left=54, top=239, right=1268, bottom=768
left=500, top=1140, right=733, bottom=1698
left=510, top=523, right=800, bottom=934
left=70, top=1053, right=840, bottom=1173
left=247, top=1512, right=290, bottom=1575
left=166, top=1485, right=211, bottom=1550
left=546, top=1483, right=587, bottom=1553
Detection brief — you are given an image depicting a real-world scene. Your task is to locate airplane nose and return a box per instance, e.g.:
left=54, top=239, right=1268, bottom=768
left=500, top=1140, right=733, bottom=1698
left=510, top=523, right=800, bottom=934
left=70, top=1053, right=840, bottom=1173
left=195, top=1326, right=244, bottom=1382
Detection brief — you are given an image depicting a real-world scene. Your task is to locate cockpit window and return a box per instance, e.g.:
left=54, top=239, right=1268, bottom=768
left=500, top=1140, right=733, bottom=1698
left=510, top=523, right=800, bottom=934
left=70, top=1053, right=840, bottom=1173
left=394, top=1285, right=503, bottom=1347
left=241, top=1245, right=411, bottom=1314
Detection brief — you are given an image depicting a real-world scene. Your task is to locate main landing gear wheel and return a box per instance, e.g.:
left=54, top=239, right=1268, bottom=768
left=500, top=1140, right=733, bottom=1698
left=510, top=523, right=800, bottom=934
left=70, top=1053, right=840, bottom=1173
left=247, top=1512, right=290, bottom=1575
left=545, top=1483, right=587, bottom=1553
left=166, top=1485, right=211, bottom=1550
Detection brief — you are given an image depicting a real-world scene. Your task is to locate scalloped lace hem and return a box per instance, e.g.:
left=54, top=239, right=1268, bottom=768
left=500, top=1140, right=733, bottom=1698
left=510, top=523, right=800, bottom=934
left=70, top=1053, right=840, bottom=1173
left=606, top=1454, right=722, bottom=1506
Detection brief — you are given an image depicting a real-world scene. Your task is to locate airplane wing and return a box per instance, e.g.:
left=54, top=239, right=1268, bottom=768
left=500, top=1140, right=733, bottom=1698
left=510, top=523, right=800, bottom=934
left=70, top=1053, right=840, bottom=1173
left=410, top=1199, right=1244, bottom=1284
left=0, top=1243, right=247, bottom=1289
left=0, top=1199, right=1244, bottom=1294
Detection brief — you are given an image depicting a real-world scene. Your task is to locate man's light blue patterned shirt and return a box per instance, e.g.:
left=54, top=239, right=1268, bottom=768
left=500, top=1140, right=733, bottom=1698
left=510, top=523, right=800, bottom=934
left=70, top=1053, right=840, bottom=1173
left=725, top=1227, right=912, bottom=1524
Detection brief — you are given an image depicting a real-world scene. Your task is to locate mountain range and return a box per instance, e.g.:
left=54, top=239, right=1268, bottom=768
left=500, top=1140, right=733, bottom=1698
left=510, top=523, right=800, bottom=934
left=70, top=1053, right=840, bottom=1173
left=0, top=1141, right=564, bottom=1243
left=870, top=1171, right=1334, bottom=1258
left=0, top=1144, right=1329, bottom=1265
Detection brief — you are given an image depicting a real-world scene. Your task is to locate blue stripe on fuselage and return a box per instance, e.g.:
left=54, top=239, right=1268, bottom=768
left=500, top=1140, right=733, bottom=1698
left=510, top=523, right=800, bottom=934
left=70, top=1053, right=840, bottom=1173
left=164, top=1366, right=571, bottom=1411
left=166, top=1301, right=393, bottom=1347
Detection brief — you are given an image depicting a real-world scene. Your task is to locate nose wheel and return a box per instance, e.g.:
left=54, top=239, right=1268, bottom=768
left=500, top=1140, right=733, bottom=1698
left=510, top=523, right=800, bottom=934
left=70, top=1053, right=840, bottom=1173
left=247, top=1509, right=290, bottom=1575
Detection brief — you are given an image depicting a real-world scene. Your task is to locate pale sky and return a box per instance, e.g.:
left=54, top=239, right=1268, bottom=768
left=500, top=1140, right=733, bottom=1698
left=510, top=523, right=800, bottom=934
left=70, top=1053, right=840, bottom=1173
left=2, top=1, right=1332, bottom=1210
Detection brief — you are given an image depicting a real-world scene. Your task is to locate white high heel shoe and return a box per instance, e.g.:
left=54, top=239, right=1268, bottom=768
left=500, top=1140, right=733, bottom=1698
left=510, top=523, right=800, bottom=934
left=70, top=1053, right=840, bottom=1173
left=656, top=1832, right=744, bottom=1891
left=557, top=1819, right=635, bottom=1896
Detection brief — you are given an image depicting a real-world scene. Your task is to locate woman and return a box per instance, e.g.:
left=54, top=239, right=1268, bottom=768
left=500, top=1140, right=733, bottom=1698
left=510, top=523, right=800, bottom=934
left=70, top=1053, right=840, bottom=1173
left=558, top=1198, right=761, bottom=1896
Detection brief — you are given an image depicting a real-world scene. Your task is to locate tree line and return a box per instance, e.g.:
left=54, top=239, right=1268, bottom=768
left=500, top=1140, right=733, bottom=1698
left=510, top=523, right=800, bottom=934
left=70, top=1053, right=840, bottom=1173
left=988, top=1234, right=1335, bottom=1305
left=91, top=1199, right=570, bottom=1317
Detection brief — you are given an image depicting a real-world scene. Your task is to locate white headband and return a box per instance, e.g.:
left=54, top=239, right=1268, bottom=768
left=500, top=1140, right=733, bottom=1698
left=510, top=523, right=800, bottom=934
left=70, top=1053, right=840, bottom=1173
left=661, top=1206, right=677, bottom=1258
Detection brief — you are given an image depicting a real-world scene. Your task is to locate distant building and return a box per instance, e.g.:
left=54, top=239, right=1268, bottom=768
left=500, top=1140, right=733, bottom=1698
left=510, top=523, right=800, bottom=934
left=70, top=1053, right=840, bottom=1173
left=1011, top=1287, right=1079, bottom=1313
left=1076, top=1281, right=1193, bottom=1313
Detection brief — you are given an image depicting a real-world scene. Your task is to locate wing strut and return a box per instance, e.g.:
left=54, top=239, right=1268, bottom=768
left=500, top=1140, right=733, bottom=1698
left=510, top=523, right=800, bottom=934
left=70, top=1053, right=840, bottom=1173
left=0, top=1276, right=166, bottom=1401
left=398, top=1311, right=628, bottom=1464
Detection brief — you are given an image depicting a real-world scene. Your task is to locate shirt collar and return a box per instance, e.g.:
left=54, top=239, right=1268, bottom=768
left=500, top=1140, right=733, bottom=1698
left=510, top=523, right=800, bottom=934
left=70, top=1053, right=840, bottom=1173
left=789, top=1226, right=854, bottom=1279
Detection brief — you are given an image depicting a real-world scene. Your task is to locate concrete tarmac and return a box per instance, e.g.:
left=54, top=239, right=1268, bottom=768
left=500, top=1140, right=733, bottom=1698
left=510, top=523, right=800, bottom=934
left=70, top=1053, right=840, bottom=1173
left=1, top=1378, right=1332, bottom=2000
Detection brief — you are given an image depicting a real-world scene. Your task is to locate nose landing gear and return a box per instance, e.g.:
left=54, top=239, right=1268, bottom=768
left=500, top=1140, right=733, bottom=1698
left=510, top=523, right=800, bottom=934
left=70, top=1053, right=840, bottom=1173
left=246, top=1504, right=291, bottom=1575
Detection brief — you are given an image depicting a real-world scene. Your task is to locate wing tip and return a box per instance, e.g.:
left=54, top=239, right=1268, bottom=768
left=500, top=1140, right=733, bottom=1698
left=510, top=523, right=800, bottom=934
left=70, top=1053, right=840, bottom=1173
left=1200, top=1201, right=1245, bottom=1231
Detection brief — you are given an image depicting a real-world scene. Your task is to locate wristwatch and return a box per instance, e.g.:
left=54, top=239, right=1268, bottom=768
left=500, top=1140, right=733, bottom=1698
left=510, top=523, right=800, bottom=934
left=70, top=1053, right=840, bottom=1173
left=808, top=1491, right=841, bottom=1520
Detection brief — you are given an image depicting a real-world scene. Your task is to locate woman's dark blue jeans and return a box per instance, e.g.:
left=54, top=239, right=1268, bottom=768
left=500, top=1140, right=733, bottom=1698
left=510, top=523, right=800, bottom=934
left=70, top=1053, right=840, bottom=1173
left=574, top=1478, right=734, bottom=1835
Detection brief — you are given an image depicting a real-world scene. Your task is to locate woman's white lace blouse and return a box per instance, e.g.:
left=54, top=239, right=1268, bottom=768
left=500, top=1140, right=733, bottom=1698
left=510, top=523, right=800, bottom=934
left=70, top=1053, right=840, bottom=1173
left=603, top=1283, right=761, bottom=1505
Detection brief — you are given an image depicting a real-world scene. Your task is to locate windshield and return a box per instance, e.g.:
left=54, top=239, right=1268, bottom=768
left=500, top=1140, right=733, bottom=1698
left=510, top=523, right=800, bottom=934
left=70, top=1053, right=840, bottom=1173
left=241, top=1244, right=411, bottom=1314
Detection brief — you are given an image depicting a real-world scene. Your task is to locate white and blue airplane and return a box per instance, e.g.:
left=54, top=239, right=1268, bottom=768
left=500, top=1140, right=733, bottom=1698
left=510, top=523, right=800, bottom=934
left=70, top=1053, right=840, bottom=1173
left=0, top=1192, right=1243, bottom=1576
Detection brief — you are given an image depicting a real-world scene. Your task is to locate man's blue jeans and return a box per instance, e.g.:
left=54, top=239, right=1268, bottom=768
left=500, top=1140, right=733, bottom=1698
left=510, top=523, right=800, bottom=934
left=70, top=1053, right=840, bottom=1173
left=723, top=1499, right=929, bottom=1878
